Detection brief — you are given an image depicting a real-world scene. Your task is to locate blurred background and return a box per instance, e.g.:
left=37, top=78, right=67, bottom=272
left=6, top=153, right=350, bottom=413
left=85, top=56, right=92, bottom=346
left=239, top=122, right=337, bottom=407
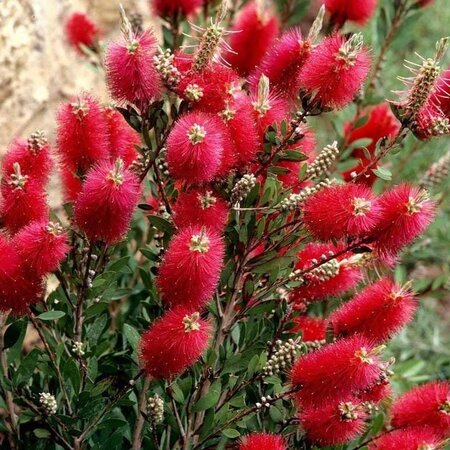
left=1, top=0, right=449, bottom=386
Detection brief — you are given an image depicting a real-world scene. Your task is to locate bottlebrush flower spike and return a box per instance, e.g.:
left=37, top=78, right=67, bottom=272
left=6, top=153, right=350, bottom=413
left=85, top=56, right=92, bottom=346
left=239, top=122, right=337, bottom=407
left=166, top=111, right=224, bottom=183
left=342, top=104, right=400, bottom=185
left=289, top=242, right=362, bottom=304
left=298, top=33, right=370, bottom=109
left=105, top=10, right=161, bottom=106
left=61, top=169, right=83, bottom=203
left=374, top=184, right=436, bottom=261
left=151, top=0, right=203, bottom=18
left=172, top=189, right=229, bottom=233
left=103, top=106, right=140, bottom=167
left=56, top=94, right=109, bottom=174
left=302, top=183, right=381, bottom=241
left=249, top=28, right=311, bottom=100
left=291, top=316, right=327, bottom=343
left=225, top=0, right=279, bottom=76
left=331, top=278, right=417, bottom=343
left=220, top=96, right=260, bottom=167
left=1, top=131, right=52, bottom=185
left=251, top=75, right=290, bottom=141
left=390, top=381, right=450, bottom=437
left=157, top=226, right=224, bottom=309
left=323, top=0, right=378, bottom=27
left=65, top=12, right=99, bottom=54
left=358, top=382, right=391, bottom=404
left=418, top=0, right=434, bottom=5
left=74, top=159, right=141, bottom=244
left=369, top=427, right=442, bottom=450
left=0, top=234, right=21, bottom=310
left=139, top=307, right=212, bottom=379
left=300, top=399, right=368, bottom=445
left=291, top=334, right=383, bottom=407
left=14, top=222, right=70, bottom=276
left=239, top=433, right=286, bottom=450
left=0, top=163, right=49, bottom=234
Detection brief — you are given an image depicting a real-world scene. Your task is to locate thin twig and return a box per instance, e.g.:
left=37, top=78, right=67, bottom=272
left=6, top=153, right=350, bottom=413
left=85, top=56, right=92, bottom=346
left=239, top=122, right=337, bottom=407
left=132, top=376, right=151, bottom=450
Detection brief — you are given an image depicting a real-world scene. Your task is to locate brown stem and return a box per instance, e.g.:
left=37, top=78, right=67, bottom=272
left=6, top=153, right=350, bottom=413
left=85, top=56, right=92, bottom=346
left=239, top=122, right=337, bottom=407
left=167, top=385, right=187, bottom=447
left=132, top=376, right=151, bottom=450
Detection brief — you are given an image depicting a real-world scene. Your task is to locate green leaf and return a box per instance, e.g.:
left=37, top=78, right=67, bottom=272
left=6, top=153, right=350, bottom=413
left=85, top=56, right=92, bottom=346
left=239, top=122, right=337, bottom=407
left=222, top=428, right=240, bottom=439
left=147, top=215, right=174, bottom=234
left=33, top=429, right=51, bottom=439
left=123, top=324, right=140, bottom=349
left=4, top=318, right=27, bottom=349
left=37, top=311, right=66, bottom=321
left=192, top=380, right=222, bottom=412
left=372, top=167, right=392, bottom=181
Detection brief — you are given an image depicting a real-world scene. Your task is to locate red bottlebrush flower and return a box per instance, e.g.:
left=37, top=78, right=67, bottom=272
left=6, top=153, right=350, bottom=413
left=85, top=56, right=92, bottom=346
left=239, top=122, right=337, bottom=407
left=157, top=226, right=224, bottom=310
left=172, top=189, right=229, bottom=233
left=291, top=316, right=327, bottom=343
left=358, top=382, right=391, bottom=404
left=2, top=133, right=52, bottom=185
left=249, top=28, right=311, bottom=100
left=331, top=278, right=417, bottom=343
left=291, top=335, right=383, bottom=408
left=0, top=164, right=49, bottom=234
left=303, top=183, right=381, bottom=241
left=374, top=184, right=436, bottom=260
left=139, top=307, right=211, bottom=379
left=61, top=169, right=83, bottom=203
left=14, top=222, right=69, bottom=276
left=300, top=399, right=367, bottom=445
left=431, top=67, right=450, bottom=116
left=177, top=61, right=240, bottom=114
left=65, top=12, right=99, bottom=53
left=225, top=1, right=279, bottom=77
left=221, top=96, right=260, bottom=167
left=56, top=94, right=109, bottom=174
left=298, top=33, right=370, bottom=109
left=417, top=0, right=434, bottom=6
left=413, top=104, right=449, bottom=140
left=390, top=381, right=450, bottom=437
left=105, top=31, right=161, bottom=106
left=369, top=427, right=442, bottom=450
left=151, top=0, right=202, bottom=17
left=323, top=0, right=378, bottom=26
left=74, top=159, right=141, bottom=244
left=0, top=234, right=21, bottom=309
left=239, top=433, right=286, bottom=450
left=342, top=104, right=400, bottom=185
left=166, top=112, right=224, bottom=183
left=104, top=107, right=140, bottom=167
left=290, top=242, right=362, bottom=304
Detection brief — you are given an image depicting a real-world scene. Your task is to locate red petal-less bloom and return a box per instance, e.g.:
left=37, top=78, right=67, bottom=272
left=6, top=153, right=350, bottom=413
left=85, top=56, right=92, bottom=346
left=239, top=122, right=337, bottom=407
left=369, top=427, right=442, bottom=450
left=215, top=121, right=238, bottom=177
left=323, top=0, right=378, bottom=26
left=342, top=104, right=400, bottom=185
left=249, top=28, right=311, bottom=100
left=2, top=135, right=52, bottom=185
left=430, top=67, right=450, bottom=116
left=291, top=316, right=327, bottom=343
left=239, top=433, right=286, bottom=450
left=291, top=335, right=383, bottom=408
left=0, top=234, right=21, bottom=310
left=358, top=382, right=391, bottom=404
left=56, top=94, right=109, bottom=174
left=374, top=184, right=436, bottom=261
left=103, top=107, right=140, bottom=167
left=290, top=242, right=362, bottom=304
left=298, top=33, right=370, bottom=109
left=417, top=0, right=434, bottom=7
left=0, top=166, right=49, bottom=234
left=303, top=183, right=381, bottom=241
left=172, top=189, right=229, bottom=234
left=157, top=226, right=224, bottom=310
left=221, top=96, right=260, bottom=167
left=226, top=1, right=279, bottom=77
left=166, top=112, right=224, bottom=183
left=139, top=307, right=211, bottom=379
left=390, top=381, right=450, bottom=438
left=300, top=399, right=367, bottom=445
left=177, top=61, right=240, bottom=114
left=14, top=222, right=70, bottom=277
left=74, top=159, right=141, bottom=244
left=151, top=0, right=203, bottom=17
left=61, top=169, right=83, bottom=203
left=65, top=12, right=99, bottom=54
left=331, top=278, right=417, bottom=343
left=105, top=31, right=162, bottom=106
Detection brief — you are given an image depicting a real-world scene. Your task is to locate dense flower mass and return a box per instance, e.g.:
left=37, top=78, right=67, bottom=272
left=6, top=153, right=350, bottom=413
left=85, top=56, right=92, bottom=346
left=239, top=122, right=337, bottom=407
left=298, top=33, right=370, bottom=109
left=239, top=433, right=286, bottom=450
left=323, top=0, right=378, bottom=26
left=65, top=12, right=99, bottom=53
left=139, top=307, right=211, bottom=379
left=368, top=427, right=442, bottom=450
left=151, top=0, right=203, bottom=17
